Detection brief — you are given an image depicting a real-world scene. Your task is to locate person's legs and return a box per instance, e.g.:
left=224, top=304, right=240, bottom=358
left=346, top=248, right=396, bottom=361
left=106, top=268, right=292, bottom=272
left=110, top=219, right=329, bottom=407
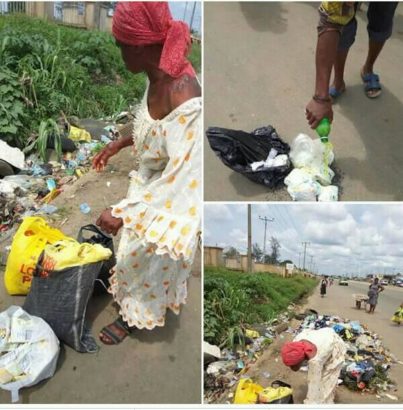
left=330, top=7, right=358, bottom=94
left=99, top=316, right=132, bottom=345
left=361, top=2, right=398, bottom=97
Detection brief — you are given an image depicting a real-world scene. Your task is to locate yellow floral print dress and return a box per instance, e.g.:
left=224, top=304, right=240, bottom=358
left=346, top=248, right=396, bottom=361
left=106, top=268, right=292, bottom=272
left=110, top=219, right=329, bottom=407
left=109, top=89, right=201, bottom=330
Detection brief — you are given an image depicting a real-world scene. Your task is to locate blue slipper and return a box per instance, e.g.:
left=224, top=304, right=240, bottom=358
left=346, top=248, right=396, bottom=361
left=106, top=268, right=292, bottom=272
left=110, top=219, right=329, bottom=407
left=361, top=72, right=382, bottom=98
left=329, top=85, right=346, bottom=100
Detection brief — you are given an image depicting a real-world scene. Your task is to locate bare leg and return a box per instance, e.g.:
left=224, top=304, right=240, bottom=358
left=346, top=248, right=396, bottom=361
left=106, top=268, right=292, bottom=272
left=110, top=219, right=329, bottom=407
left=331, top=49, right=349, bottom=91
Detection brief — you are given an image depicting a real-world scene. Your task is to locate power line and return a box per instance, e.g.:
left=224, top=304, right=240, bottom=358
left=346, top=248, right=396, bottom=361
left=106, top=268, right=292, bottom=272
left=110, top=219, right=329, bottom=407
left=259, top=215, right=274, bottom=256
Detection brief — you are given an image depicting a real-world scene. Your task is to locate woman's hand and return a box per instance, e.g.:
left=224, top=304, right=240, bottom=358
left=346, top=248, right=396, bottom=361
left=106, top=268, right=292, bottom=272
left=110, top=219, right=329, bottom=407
left=92, top=142, right=121, bottom=172
left=96, top=208, right=123, bottom=236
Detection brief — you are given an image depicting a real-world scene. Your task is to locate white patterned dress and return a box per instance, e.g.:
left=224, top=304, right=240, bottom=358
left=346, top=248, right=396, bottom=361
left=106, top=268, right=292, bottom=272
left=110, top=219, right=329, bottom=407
left=109, top=90, right=201, bottom=330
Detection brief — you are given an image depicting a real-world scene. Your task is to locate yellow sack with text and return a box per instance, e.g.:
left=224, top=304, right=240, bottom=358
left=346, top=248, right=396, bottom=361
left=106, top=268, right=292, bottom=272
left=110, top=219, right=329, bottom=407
left=4, top=217, right=68, bottom=295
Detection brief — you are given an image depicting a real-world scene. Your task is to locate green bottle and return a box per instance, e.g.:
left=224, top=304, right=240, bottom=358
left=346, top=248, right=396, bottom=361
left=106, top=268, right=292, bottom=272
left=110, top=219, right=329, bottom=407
left=316, top=118, right=331, bottom=143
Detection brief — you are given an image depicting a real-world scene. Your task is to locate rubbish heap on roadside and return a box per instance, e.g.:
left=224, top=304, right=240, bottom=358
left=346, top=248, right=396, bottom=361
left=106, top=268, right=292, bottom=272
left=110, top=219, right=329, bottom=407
left=204, top=308, right=294, bottom=404
left=204, top=307, right=400, bottom=404
left=295, top=310, right=398, bottom=397
left=206, top=124, right=338, bottom=201
left=0, top=114, right=133, bottom=238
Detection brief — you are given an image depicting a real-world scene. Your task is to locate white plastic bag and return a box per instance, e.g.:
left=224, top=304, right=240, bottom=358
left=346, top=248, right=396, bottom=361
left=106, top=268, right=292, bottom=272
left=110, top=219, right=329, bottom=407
left=318, top=185, right=339, bottom=201
left=289, top=134, right=334, bottom=185
left=0, top=306, right=59, bottom=402
left=284, top=169, right=321, bottom=201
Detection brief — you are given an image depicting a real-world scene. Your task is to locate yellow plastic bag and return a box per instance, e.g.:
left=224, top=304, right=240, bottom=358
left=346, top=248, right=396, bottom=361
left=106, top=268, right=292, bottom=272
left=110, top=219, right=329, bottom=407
left=234, top=378, right=264, bottom=404
left=42, top=239, right=112, bottom=271
left=245, top=329, right=260, bottom=338
left=258, top=386, right=293, bottom=404
left=5, top=217, right=68, bottom=295
left=68, top=125, right=91, bottom=142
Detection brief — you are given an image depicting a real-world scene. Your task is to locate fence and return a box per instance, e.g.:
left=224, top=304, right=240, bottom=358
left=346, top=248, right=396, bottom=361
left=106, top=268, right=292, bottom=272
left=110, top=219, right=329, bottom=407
left=0, top=2, right=115, bottom=32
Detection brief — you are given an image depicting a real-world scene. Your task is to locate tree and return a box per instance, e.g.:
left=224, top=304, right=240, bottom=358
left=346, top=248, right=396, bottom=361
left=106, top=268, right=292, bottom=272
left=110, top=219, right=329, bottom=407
left=252, top=243, right=263, bottom=262
left=224, top=246, right=239, bottom=258
left=264, top=237, right=281, bottom=265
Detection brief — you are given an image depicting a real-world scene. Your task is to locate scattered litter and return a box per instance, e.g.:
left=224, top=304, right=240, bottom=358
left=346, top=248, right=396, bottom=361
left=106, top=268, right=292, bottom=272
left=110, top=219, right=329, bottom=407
left=385, top=394, right=398, bottom=401
left=38, top=204, right=58, bottom=215
left=106, top=181, right=111, bottom=187
left=262, top=372, right=271, bottom=379
left=0, top=140, right=25, bottom=170
left=79, top=203, right=91, bottom=214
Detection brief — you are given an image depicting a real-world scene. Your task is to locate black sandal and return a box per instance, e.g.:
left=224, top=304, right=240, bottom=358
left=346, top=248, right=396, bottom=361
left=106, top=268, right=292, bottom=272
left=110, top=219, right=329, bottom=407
left=99, top=317, right=131, bottom=345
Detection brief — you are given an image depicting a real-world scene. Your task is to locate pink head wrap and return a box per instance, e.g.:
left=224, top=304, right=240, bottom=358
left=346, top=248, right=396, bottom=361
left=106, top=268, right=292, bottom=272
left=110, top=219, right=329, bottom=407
left=281, top=341, right=315, bottom=367
left=112, top=2, right=196, bottom=78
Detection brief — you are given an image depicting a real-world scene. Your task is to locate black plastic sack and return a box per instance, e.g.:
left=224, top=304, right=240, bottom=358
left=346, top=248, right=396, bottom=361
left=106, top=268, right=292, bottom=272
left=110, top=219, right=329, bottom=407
left=206, top=125, right=291, bottom=189
left=77, top=224, right=116, bottom=295
left=23, top=254, right=101, bottom=353
left=261, top=380, right=294, bottom=404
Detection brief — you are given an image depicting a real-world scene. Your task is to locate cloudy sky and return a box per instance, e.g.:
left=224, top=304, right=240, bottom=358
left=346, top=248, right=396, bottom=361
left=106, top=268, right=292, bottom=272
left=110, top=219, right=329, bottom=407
left=169, top=2, right=201, bottom=34
left=204, top=203, right=403, bottom=277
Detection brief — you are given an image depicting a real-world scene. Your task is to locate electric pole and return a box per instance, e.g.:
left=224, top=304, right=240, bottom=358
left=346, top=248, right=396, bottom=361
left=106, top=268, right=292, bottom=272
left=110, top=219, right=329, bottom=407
left=190, top=2, right=197, bottom=32
left=183, top=2, right=188, bottom=21
left=302, top=242, right=310, bottom=271
left=298, top=252, right=301, bottom=270
left=259, top=215, right=274, bottom=258
left=247, top=204, right=252, bottom=273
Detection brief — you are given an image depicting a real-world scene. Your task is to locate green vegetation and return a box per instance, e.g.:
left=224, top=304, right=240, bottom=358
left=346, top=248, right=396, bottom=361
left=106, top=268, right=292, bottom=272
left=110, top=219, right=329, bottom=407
left=204, top=266, right=318, bottom=347
left=0, top=14, right=201, bottom=149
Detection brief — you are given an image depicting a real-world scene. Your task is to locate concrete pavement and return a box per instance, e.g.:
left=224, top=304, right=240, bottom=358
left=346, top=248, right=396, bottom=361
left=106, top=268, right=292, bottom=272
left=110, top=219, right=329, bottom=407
left=204, top=2, right=403, bottom=201
left=0, top=149, right=201, bottom=404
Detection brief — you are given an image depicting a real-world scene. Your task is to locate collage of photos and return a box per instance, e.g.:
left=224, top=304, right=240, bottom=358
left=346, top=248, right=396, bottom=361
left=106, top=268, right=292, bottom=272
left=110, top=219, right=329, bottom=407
left=0, top=0, right=402, bottom=408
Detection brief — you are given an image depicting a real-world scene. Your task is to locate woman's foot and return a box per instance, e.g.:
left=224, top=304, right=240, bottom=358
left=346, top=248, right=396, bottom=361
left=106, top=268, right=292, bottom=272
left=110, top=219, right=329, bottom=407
left=99, top=317, right=131, bottom=345
left=329, top=80, right=346, bottom=101
left=361, top=68, right=382, bottom=98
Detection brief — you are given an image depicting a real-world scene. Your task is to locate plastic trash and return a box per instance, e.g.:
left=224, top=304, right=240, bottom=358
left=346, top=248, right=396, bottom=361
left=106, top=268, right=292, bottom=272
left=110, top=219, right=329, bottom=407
left=245, top=329, right=260, bottom=339
left=258, top=380, right=294, bottom=404
left=318, top=185, right=338, bottom=201
left=101, top=135, right=112, bottom=144
left=0, top=141, right=25, bottom=170
left=206, top=125, right=291, bottom=189
left=0, top=306, right=59, bottom=402
left=38, top=204, right=58, bottom=215
left=46, top=179, right=57, bottom=191
left=233, top=378, right=264, bottom=404
left=79, top=203, right=91, bottom=214
left=68, top=125, right=92, bottom=142
left=284, top=168, right=321, bottom=201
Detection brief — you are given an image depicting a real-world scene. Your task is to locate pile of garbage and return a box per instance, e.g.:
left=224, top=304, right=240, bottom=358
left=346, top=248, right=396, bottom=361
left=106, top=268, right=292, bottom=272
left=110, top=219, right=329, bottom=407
left=285, top=134, right=338, bottom=201
left=0, top=115, right=132, bottom=237
left=206, top=125, right=338, bottom=201
left=204, top=309, right=294, bottom=404
left=295, top=310, right=398, bottom=397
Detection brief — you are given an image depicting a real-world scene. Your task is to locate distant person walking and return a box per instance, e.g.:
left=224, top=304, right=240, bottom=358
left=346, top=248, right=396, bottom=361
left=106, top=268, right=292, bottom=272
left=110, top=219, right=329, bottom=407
left=367, top=278, right=384, bottom=314
left=320, top=277, right=327, bottom=297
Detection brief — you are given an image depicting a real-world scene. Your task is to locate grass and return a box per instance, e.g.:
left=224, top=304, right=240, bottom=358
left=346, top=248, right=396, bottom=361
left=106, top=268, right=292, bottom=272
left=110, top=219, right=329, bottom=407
left=204, top=266, right=318, bottom=347
left=0, top=14, right=201, bottom=150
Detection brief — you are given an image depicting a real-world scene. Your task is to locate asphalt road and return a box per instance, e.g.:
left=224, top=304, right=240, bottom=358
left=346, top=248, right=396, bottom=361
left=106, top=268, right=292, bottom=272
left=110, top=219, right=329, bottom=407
left=204, top=2, right=403, bottom=201
left=305, top=280, right=403, bottom=400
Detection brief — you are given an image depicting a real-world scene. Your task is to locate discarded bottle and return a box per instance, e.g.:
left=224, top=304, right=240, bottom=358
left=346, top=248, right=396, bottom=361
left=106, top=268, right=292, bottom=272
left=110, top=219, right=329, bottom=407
left=79, top=203, right=91, bottom=214
left=316, top=118, right=331, bottom=143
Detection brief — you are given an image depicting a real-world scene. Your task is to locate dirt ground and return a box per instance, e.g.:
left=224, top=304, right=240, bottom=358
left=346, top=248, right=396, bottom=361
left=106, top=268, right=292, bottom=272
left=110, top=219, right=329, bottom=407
left=0, top=148, right=201, bottom=404
left=204, top=2, right=403, bottom=201
left=234, top=282, right=403, bottom=404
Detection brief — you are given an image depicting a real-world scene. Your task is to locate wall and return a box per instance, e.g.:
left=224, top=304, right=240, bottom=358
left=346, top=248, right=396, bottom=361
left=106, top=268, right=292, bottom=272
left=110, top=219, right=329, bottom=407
left=204, top=247, right=224, bottom=268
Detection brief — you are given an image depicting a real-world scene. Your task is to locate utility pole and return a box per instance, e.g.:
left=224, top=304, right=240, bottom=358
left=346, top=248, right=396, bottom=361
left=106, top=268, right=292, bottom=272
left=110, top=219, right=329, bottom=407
left=190, top=2, right=197, bottom=32
left=259, top=216, right=274, bottom=258
left=247, top=204, right=252, bottom=273
left=298, top=252, right=301, bottom=270
left=301, top=242, right=310, bottom=271
left=183, top=2, right=188, bottom=21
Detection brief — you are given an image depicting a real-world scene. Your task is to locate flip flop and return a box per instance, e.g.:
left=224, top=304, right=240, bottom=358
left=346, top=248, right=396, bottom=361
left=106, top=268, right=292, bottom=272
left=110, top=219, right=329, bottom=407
left=99, top=317, right=131, bottom=345
left=361, top=72, right=382, bottom=99
left=329, top=85, right=346, bottom=100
